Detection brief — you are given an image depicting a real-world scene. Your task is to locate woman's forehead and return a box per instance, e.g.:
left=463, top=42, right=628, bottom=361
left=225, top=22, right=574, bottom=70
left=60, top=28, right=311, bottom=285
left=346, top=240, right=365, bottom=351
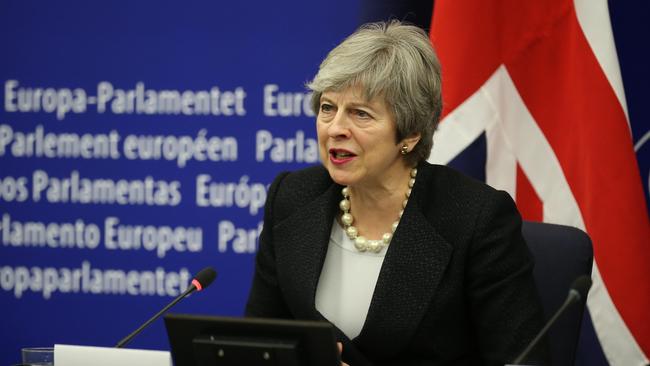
left=321, top=85, right=386, bottom=105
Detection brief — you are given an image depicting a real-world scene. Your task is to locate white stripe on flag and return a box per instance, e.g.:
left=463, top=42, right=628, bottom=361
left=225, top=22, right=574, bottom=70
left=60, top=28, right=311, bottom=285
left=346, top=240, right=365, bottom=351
left=485, top=67, right=581, bottom=227
left=574, top=0, right=629, bottom=124
left=428, top=88, right=489, bottom=165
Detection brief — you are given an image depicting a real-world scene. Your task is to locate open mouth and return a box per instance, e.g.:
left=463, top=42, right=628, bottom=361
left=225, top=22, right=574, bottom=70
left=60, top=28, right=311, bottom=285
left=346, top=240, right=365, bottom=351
left=329, top=149, right=356, bottom=159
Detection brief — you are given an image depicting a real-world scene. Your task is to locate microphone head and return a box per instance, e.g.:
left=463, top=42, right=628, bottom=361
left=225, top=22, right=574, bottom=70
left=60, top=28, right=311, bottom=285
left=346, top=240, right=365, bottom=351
left=191, top=267, right=217, bottom=291
left=570, top=275, right=592, bottom=301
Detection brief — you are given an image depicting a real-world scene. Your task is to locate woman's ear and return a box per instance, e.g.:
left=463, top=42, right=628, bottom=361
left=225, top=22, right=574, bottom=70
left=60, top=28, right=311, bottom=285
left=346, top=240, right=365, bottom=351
left=400, top=133, right=421, bottom=152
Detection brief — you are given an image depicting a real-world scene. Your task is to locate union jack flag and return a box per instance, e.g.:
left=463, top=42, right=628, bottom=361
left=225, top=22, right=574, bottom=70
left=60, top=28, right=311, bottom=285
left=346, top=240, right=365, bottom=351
left=429, top=1, right=650, bottom=365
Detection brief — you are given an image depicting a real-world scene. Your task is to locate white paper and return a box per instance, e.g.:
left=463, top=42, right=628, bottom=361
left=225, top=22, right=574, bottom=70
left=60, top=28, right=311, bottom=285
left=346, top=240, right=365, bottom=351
left=54, top=344, right=172, bottom=366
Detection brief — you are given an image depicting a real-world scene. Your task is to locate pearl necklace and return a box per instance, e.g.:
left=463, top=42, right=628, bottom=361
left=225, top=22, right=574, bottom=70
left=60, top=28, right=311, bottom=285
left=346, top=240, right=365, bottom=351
left=339, top=168, right=417, bottom=253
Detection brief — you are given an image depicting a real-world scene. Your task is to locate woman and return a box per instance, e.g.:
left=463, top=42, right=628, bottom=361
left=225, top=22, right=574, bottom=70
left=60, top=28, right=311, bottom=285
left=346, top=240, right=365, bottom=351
left=246, top=21, right=548, bottom=366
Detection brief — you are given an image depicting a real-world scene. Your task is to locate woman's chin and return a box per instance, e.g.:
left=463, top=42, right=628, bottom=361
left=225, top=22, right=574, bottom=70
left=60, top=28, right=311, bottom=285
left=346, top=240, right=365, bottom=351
left=325, top=168, right=356, bottom=187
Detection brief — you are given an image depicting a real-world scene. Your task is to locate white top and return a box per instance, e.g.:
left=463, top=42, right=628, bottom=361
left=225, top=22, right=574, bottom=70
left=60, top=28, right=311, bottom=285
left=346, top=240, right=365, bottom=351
left=315, top=219, right=387, bottom=339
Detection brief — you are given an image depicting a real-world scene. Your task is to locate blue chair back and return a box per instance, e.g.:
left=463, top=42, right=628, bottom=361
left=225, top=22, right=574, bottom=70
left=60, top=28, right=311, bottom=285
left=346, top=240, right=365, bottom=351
left=522, top=221, right=593, bottom=366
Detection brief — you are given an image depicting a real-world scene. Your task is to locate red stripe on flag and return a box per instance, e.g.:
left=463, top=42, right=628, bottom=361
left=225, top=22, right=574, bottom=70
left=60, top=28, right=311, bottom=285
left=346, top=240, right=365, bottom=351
left=431, top=1, right=572, bottom=120
left=505, top=4, right=650, bottom=354
left=515, top=164, right=543, bottom=222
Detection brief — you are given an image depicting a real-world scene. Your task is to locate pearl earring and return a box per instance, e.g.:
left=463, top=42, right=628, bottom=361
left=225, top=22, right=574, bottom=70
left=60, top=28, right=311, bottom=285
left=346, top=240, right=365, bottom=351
left=400, top=144, right=409, bottom=155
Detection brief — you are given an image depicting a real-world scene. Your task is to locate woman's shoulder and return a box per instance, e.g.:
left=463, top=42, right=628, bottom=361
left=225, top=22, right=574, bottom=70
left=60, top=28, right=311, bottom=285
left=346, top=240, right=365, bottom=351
left=418, top=161, right=501, bottom=200
left=266, top=164, right=336, bottom=217
left=272, top=164, right=333, bottom=195
left=416, top=162, right=518, bottom=233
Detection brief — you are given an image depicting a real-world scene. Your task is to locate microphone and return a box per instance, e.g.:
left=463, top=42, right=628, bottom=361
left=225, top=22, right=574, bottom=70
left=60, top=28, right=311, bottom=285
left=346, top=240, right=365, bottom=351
left=115, top=267, right=217, bottom=348
left=511, top=275, right=592, bottom=365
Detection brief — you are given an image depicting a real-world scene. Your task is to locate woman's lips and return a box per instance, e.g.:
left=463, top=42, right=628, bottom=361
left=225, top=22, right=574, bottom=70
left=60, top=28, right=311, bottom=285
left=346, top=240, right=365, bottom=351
left=329, top=148, right=356, bottom=165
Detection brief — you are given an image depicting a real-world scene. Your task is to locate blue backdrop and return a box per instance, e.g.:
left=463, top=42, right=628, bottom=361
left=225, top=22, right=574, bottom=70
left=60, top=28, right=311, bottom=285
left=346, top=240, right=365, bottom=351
left=0, top=1, right=359, bottom=364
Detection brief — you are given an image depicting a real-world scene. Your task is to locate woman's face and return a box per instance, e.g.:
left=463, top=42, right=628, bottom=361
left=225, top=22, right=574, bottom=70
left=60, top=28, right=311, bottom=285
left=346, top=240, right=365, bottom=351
left=316, top=85, right=416, bottom=189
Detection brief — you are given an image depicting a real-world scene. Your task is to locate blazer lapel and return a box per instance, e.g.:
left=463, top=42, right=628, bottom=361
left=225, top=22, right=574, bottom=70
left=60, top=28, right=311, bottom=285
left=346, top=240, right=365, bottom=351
left=272, top=182, right=340, bottom=320
left=353, top=170, right=453, bottom=359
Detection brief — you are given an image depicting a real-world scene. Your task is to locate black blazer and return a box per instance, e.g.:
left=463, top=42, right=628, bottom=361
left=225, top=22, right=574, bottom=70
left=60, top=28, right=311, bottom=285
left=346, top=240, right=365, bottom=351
left=246, top=162, right=548, bottom=366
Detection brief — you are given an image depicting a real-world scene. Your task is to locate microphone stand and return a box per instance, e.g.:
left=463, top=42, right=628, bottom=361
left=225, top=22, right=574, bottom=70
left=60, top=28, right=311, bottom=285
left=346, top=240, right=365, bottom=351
left=115, top=286, right=196, bottom=348
left=512, top=291, right=580, bottom=365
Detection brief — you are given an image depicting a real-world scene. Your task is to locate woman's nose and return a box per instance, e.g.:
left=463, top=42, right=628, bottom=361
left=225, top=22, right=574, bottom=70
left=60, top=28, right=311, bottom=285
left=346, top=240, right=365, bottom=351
left=328, top=111, right=350, bottom=138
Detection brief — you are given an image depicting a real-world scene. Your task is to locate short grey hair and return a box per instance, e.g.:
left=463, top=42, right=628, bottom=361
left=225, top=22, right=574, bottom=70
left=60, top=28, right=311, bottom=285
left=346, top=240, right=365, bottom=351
left=307, top=20, right=442, bottom=166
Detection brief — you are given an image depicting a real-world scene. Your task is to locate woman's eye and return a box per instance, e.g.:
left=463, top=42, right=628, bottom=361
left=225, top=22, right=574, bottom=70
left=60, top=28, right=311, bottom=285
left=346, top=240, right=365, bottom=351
left=354, top=109, right=371, bottom=119
left=320, top=104, right=333, bottom=113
